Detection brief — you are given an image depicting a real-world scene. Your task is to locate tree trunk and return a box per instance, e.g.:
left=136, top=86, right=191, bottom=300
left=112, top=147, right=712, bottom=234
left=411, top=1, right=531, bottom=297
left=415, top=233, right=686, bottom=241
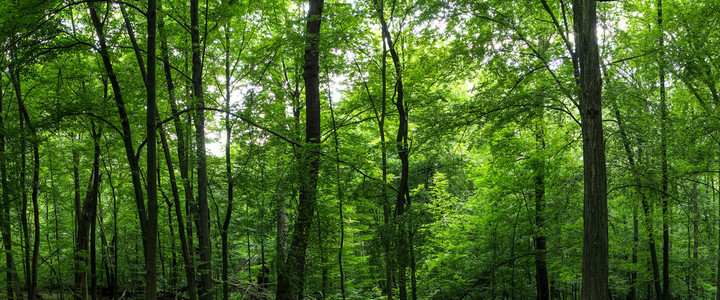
left=717, top=143, right=720, bottom=300
left=12, top=68, right=32, bottom=300
left=534, top=114, right=549, bottom=300
left=276, top=1, right=324, bottom=298
left=75, top=126, right=101, bottom=300
left=691, top=181, right=698, bottom=297
left=329, top=90, right=346, bottom=300
left=221, top=25, right=234, bottom=300
left=190, top=0, right=213, bottom=297
left=657, top=1, right=670, bottom=299
left=158, top=9, right=197, bottom=300
left=1, top=72, right=22, bottom=300
left=146, top=0, right=159, bottom=297
left=13, top=66, right=41, bottom=300
left=90, top=205, right=97, bottom=300
left=574, top=0, right=609, bottom=298
left=373, top=1, right=409, bottom=298
left=612, top=100, right=662, bottom=298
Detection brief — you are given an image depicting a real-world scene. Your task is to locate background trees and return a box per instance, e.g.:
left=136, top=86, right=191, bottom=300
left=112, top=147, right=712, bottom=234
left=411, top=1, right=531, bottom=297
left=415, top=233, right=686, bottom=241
left=1, top=0, right=720, bottom=299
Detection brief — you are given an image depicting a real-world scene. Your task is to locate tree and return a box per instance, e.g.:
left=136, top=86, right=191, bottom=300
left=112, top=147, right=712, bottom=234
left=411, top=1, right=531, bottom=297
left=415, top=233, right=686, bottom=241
left=277, top=0, right=324, bottom=299
left=574, top=0, right=609, bottom=298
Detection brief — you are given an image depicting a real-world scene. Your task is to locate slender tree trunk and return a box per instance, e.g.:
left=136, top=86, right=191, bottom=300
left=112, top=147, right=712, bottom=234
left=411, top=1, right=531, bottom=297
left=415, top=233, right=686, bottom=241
left=380, top=20, right=392, bottom=300
left=691, top=181, right=698, bottom=297
left=276, top=1, right=324, bottom=299
left=329, top=91, right=346, bottom=300
left=190, top=0, right=213, bottom=297
left=628, top=204, right=638, bottom=300
left=221, top=26, right=234, bottom=300
left=374, top=2, right=410, bottom=298
left=1, top=72, right=21, bottom=300
left=87, top=10, right=152, bottom=297
left=91, top=206, right=97, bottom=300
left=158, top=10, right=197, bottom=300
left=13, top=67, right=41, bottom=300
left=612, top=103, right=662, bottom=297
left=534, top=114, right=549, bottom=300
left=145, top=0, right=159, bottom=297
left=574, top=0, right=609, bottom=298
left=657, top=1, right=670, bottom=299
left=12, top=68, right=32, bottom=300
left=75, top=126, right=101, bottom=300
left=716, top=144, right=720, bottom=300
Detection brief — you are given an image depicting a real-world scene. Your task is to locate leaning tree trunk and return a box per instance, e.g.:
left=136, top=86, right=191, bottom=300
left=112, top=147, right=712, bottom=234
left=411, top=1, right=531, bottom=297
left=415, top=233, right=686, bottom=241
left=574, top=0, right=609, bottom=298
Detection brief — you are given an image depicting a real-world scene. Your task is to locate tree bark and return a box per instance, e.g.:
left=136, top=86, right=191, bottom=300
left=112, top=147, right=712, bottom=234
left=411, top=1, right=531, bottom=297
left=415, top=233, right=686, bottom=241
left=657, top=1, right=670, bottom=299
left=75, top=126, right=101, bottom=300
left=533, top=114, right=549, bottom=300
left=145, top=0, right=159, bottom=296
left=0, top=72, right=22, bottom=300
left=221, top=26, right=234, bottom=300
left=329, top=91, right=346, bottom=300
left=276, top=1, right=324, bottom=298
left=374, top=2, right=410, bottom=298
left=574, top=0, right=609, bottom=298
left=190, top=0, right=213, bottom=297
left=158, top=10, right=197, bottom=300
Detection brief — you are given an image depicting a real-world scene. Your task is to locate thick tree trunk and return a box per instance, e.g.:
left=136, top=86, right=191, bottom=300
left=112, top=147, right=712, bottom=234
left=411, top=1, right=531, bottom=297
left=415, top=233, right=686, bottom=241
left=276, top=1, right=324, bottom=299
left=574, top=0, right=609, bottom=298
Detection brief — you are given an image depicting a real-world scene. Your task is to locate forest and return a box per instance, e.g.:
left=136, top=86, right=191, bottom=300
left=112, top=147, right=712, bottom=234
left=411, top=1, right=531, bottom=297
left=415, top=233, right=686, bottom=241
left=0, top=0, right=718, bottom=299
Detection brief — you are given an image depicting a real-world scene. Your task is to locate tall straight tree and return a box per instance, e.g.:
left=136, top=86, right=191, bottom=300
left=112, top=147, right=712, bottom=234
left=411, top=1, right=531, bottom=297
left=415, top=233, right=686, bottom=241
left=574, top=0, right=609, bottom=298
left=145, top=0, right=159, bottom=297
left=276, top=0, right=324, bottom=299
left=657, top=0, right=670, bottom=298
left=190, top=0, right=213, bottom=297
